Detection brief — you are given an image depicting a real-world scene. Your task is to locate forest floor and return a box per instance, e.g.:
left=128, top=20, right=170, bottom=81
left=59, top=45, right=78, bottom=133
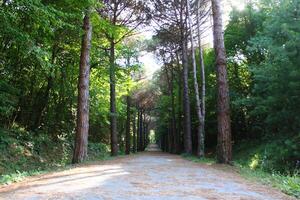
left=0, top=144, right=296, bottom=200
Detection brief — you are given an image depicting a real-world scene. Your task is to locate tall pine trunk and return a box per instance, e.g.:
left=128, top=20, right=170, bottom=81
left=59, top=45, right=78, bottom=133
left=170, top=66, right=177, bottom=154
left=176, top=52, right=183, bottom=153
left=72, top=12, right=92, bottom=164
left=180, top=0, right=192, bottom=154
left=164, top=66, right=174, bottom=153
left=186, top=0, right=204, bottom=157
left=182, top=43, right=192, bottom=154
left=125, top=95, right=131, bottom=154
left=196, top=0, right=206, bottom=157
left=212, top=0, right=232, bottom=164
left=109, top=40, right=119, bottom=156
left=137, top=109, right=142, bottom=151
left=132, top=110, right=137, bottom=152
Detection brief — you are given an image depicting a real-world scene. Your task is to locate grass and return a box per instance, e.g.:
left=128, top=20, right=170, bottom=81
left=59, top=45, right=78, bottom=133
left=181, top=153, right=216, bottom=165
left=0, top=151, right=112, bottom=185
left=237, top=164, right=300, bottom=198
left=0, top=127, right=112, bottom=185
left=181, top=151, right=300, bottom=199
left=233, top=139, right=300, bottom=198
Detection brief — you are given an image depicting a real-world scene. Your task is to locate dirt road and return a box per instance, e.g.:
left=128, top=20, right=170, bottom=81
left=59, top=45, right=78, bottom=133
left=0, top=147, right=295, bottom=200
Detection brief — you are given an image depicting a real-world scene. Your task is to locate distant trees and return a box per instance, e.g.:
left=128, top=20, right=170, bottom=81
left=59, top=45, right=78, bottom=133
left=151, top=0, right=210, bottom=156
left=151, top=0, right=233, bottom=162
left=151, top=0, right=193, bottom=154
left=97, top=0, right=150, bottom=156
left=131, top=84, right=157, bottom=151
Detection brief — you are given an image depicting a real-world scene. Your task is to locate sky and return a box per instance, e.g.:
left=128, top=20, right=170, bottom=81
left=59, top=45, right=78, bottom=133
left=140, top=0, right=246, bottom=79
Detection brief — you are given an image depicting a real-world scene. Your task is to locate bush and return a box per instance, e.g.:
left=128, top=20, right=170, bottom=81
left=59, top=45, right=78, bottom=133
left=234, top=135, right=300, bottom=174
left=0, top=126, right=110, bottom=184
left=234, top=137, right=300, bottom=198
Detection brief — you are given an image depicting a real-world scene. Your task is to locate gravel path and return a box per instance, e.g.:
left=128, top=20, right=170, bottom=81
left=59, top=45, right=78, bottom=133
left=0, top=146, right=295, bottom=200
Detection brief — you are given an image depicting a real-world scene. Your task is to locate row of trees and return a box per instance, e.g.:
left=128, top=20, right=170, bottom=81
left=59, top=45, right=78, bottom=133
left=151, top=0, right=232, bottom=163
left=0, top=0, right=155, bottom=163
left=73, top=0, right=234, bottom=163
left=154, top=0, right=300, bottom=170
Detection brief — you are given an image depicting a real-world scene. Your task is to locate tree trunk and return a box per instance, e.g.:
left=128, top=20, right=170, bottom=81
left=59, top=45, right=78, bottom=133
left=109, top=39, right=119, bottom=156
left=72, top=12, right=92, bottom=164
left=212, top=0, right=232, bottom=164
left=164, top=66, right=174, bottom=153
left=196, top=0, right=206, bottom=158
left=125, top=95, right=131, bottom=154
left=137, top=109, right=143, bottom=151
left=132, top=110, right=137, bottom=153
left=186, top=0, right=204, bottom=157
left=170, top=66, right=177, bottom=154
left=137, top=109, right=140, bottom=151
left=142, top=111, right=146, bottom=150
left=180, top=1, right=192, bottom=154
left=181, top=36, right=193, bottom=154
left=176, top=52, right=183, bottom=154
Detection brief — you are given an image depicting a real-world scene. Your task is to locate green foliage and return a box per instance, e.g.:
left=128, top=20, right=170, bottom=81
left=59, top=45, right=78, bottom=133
left=235, top=140, right=300, bottom=198
left=0, top=126, right=110, bottom=185
left=223, top=0, right=300, bottom=174
left=247, top=0, right=300, bottom=136
left=0, top=0, right=143, bottom=154
left=182, top=154, right=216, bottom=165
left=234, top=137, right=300, bottom=173
left=0, top=80, right=19, bottom=124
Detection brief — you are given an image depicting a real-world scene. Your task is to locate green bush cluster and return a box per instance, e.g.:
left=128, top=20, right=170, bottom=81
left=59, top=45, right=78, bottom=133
left=234, top=139, right=300, bottom=198
left=0, top=126, right=109, bottom=184
left=234, top=136, right=300, bottom=174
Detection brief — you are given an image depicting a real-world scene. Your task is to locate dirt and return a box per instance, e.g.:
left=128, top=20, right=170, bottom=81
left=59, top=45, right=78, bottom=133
left=0, top=145, right=296, bottom=200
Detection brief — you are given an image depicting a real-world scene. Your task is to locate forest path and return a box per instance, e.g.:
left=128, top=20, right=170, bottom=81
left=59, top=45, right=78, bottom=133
left=0, top=146, right=295, bottom=200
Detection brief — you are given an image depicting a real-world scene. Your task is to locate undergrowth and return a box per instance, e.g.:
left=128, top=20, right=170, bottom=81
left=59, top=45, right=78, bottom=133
left=181, top=139, right=300, bottom=199
left=0, top=126, right=110, bottom=185
left=234, top=139, right=300, bottom=198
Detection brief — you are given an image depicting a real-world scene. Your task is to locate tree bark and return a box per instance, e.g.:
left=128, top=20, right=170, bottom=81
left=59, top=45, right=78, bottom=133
left=132, top=110, right=137, bottom=153
left=109, top=39, right=119, bottom=156
left=186, top=0, right=205, bottom=157
left=164, top=66, right=174, bottom=153
left=180, top=0, right=192, bottom=154
left=211, top=0, right=232, bottom=164
left=72, top=12, right=92, bottom=164
left=196, top=0, right=206, bottom=158
left=170, top=66, right=177, bottom=154
left=142, top=111, right=146, bottom=150
left=125, top=95, right=131, bottom=154
left=137, top=109, right=143, bottom=151
left=176, top=52, right=183, bottom=154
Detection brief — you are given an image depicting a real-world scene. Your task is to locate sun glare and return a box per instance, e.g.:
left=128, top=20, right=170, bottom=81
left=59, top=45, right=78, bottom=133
left=228, top=0, right=246, bottom=11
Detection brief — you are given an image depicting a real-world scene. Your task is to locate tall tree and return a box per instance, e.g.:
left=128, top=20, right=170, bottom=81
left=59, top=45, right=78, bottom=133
left=186, top=0, right=204, bottom=157
left=180, top=9, right=193, bottom=154
left=132, top=110, right=137, bottom=152
left=196, top=0, right=206, bottom=158
left=72, top=11, right=92, bottom=163
left=125, top=95, right=131, bottom=154
left=98, top=0, right=149, bottom=156
left=211, top=0, right=232, bottom=163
